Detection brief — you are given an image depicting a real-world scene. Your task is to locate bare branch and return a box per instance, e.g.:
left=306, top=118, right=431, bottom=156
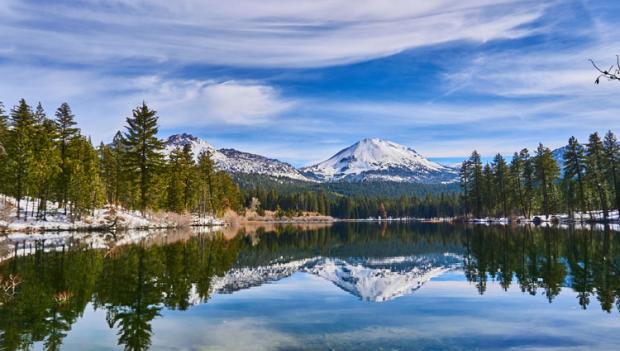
left=590, top=56, right=620, bottom=84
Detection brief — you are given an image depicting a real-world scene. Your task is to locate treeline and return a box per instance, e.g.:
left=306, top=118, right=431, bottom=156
left=0, top=99, right=241, bottom=221
left=243, top=187, right=460, bottom=218
left=459, top=131, right=620, bottom=220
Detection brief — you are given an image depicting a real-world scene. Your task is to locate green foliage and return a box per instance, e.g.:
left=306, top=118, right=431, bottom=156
left=122, top=103, right=164, bottom=211
left=0, top=99, right=242, bottom=221
left=459, top=132, right=618, bottom=221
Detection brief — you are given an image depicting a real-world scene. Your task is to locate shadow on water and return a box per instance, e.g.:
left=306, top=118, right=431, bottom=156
left=0, top=222, right=618, bottom=350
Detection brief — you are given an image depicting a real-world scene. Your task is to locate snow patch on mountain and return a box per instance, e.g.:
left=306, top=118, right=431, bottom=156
left=301, top=138, right=458, bottom=183
left=164, top=134, right=312, bottom=181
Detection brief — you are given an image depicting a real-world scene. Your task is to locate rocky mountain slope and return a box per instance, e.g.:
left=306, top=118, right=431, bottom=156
left=301, top=138, right=458, bottom=183
left=164, top=134, right=458, bottom=184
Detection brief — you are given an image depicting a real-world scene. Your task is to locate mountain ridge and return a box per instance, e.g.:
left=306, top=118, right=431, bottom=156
left=164, top=134, right=459, bottom=184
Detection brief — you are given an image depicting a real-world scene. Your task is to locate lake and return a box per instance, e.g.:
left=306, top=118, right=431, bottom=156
left=1, top=222, right=619, bottom=350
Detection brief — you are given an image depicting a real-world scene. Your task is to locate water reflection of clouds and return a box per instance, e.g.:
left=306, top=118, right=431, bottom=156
left=144, top=273, right=620, bottom=350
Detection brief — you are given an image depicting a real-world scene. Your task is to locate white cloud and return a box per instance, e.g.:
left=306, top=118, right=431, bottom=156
left=0, top=0, right=547, bottom=68
left=133, top=78, right=293, bottom=127
left=0, top=66, right=291, bottom=142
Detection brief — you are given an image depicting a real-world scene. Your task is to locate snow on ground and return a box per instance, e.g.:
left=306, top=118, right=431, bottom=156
left=467, top=210, right=619, bottom=224
left=0, top=196, right=225, bottom=233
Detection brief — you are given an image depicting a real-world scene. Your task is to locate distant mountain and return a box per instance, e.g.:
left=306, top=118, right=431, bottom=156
left=301, top=138, right=458, bottom=183
left=551, top=146, right=567, bottom=169
left=164, top=134, right=312, bottom=181
left=551, top=141, right=619, bottom=170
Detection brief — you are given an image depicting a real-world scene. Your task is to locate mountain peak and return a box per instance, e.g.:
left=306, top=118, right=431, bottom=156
left=165, top=133, right=199, bottom=146
left=301, top=138, right=456, bottom=183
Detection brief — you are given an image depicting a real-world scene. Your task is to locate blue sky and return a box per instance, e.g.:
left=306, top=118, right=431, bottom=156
left=0, top=0, right=619, bottom=166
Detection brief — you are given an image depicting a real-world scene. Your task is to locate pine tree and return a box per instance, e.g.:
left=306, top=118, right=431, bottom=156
left=492, top=153, right=509, bottom=218
left=534, top=143, right=559, bottom=219
left=32, top=108, right=61, bottom=219
left=459, top=160, right=471, bottom=218
left=123, top=103, right=164, bottom=211
left=0, top=102, right=8, bottom=196
left=520, top=149, right=535, bottom=218
left=482, top=164, right=495, bottom=217
left=197, top=150, right=217, bottom=216
left=468, top=151, right=484, bottom=218
left=67, top=137, right=104, bottom=219
left=602, top=131, right=620, bottom=213
left=7, top=99, right=36, bottom=219
left=181, top=144, right=196, bottom=211
left=509, top=152, right=527, bottom=218
left=563, top=136, right=587, bottom=218
left=54, top=102, right=79, bottom=213
left=585, top=132, right=610, bottom=220
left=166, top=147, right=186, bottom=213
left=99, top=142, right=118, bottom=205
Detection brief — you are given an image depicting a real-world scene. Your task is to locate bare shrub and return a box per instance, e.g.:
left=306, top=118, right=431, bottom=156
left=0, top=274, right=22, bottom=301
left=223, top=209, right=241, bottom=227
left=0, top=201, right=15, bottom=222
left=148, top=210, right=191, bottom=227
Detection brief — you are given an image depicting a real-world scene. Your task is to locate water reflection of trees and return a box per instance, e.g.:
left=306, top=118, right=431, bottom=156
left=0, top=224, right=619, bottom=350
left=0, top=233, right=241, bottom=351
left=463, top=225, right=620, bottom=312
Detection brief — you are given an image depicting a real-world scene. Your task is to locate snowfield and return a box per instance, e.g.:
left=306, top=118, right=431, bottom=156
left=0, top=196, right=225, bottom=233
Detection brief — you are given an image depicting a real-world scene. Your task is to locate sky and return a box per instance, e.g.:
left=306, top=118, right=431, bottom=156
left=0, top=0, right=619, bottom=167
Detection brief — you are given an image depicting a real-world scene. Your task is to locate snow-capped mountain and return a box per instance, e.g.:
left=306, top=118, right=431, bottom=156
left=164, top=134, right=311, bottom=181
left=206, top=254, right=461, bottom=302
left=301, top=138, right=458, bottom=183
left=164, top=134, right=458, bottom=184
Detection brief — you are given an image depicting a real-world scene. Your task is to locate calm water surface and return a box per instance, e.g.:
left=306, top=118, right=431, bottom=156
left=1, top=223, right=619, bottom=350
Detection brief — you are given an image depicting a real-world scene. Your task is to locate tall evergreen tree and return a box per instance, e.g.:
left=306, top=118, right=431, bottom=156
left=468, top=151, right=484, bottom=218
left=482, top=164, right=495, bottom=217
left=32, top=108, right=61, bottom=219
left=0, top=102, right=8, bottom=196
left=585, top=132, right=610, bottom=220
left=67, top=136, right=104, bottom=219
left=520, top=149, right=535, bottom=218
left=54, top=102, right=79, bottom=213
left=197, top=150, right=217, bottom=216
left=123, top=103, right=164, bottom=211
left=181, top=144, right=196, bottom=211
left=603, top=131, right=620, bottom=212
left=166, top=147, right=186, bottom=213
left=534, top=143, right=560, bottom=219
left=459, top=160, right=471, bottom=218
left=7, top=99, right=36, bottom=219
left=492, top=153, right=509, bottom=218
left=509, top=151, right=528, bottom=218
left=563, top=136, right=587, bottom=218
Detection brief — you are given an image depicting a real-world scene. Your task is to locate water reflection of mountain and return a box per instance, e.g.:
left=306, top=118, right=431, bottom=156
left=212, top=253, right=462, bottom=302
left=1, top=223, right=620, bottom=350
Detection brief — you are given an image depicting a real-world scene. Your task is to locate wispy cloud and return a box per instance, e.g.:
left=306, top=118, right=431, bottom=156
left=0, top=0, right=618, bottom=166
left=0, top=66, right=291, bottom=140
left=0, top=0, right=546, bottom=68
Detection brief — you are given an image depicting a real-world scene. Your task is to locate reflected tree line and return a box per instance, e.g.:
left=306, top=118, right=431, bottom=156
left=0, top=233, right=241, bottom=351
left=0, top=224, right=620, bottom=350
left=463, top=225, right=620, bottom=312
